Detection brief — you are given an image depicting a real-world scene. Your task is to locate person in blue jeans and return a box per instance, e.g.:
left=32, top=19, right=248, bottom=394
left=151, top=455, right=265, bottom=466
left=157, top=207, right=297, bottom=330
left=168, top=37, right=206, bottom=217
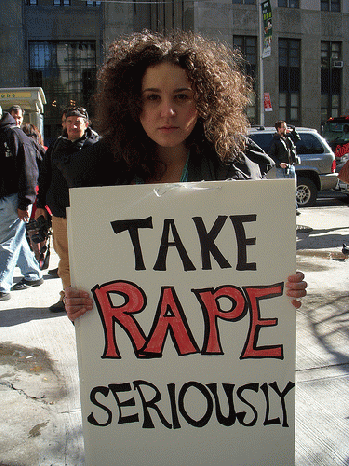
left=0, top=107, right=43, bottom=301
left=268, top=121, right=301, bottom=215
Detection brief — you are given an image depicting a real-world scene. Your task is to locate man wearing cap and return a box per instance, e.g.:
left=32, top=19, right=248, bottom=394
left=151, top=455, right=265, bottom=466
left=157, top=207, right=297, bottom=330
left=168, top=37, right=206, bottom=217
left=0, top=106, right=43, bottom=301
left=36, top=107, right=99, bottom=312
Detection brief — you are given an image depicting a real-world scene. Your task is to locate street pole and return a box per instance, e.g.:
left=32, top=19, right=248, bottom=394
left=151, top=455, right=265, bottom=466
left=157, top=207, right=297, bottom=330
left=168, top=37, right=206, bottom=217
left=258, top=0, right=265, bottom=127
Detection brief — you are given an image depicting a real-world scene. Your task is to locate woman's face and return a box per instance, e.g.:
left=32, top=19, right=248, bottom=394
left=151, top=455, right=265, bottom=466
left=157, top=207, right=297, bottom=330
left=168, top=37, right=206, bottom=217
left=139, top=63, right=198, bottom=151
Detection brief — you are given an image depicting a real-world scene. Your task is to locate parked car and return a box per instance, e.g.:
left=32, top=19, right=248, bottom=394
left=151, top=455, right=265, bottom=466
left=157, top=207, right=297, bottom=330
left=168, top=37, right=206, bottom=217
left=335, top=177, right=349, bottom=196
left=248, top=126, right=338, bottom=207
left=322, top=115, right=349, bottom=158
left=322, top=115, right=349, bottom=177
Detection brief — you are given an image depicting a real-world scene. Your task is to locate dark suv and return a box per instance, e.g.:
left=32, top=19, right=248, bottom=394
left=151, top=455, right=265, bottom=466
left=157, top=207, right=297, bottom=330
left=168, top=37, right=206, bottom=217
left=249, top=127, right=337, bottom=207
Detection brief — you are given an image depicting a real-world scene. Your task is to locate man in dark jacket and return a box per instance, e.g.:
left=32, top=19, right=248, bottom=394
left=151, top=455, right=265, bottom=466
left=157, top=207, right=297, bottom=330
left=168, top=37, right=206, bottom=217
left=268, top=121, right=300, bottom=176
left=36, top=107, right=99, bottom=312
left=0, top=107, right=43, bottom=301
left=268, top=120, right=301, bottom=214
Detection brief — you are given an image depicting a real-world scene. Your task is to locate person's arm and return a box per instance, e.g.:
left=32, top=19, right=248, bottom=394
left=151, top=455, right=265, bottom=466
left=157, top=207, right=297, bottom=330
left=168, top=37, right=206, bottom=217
left=65, top=272, right=308, bottom=322
left=17, top=139, right=39, bottom=213
left=36, top=144, right=53, bottom=210
left=288, top=125, right=301, bottom=143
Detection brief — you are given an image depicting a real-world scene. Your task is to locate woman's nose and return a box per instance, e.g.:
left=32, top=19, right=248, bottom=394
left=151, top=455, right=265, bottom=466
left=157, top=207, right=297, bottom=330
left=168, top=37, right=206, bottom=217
left=160, top=100, right=176, bottom=117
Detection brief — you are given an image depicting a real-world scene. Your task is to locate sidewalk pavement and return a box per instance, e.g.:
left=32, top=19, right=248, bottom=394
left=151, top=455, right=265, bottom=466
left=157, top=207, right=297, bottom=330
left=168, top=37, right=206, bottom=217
left=295, top=206, right=349, bottom=465
left=0, top=252, right=84, bottom=466
left=0, top=205, right=348, bottom=465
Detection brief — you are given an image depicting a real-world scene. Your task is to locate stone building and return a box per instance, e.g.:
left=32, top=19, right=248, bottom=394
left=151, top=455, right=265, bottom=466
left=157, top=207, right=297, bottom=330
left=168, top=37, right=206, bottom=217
left=0, top=0, right=347, bottom=141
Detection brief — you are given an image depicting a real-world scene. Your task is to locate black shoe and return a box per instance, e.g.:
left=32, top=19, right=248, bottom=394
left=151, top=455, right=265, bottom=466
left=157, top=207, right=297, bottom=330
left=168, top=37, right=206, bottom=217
left=12, top=277, right=44, bottom=290
left=48, top=267, right=59, bottom=278
left=49, top=300, right=66, bottom=313
left=0, top=292, right=11, bottom=301
left=296, top=210, right=301, bottom=216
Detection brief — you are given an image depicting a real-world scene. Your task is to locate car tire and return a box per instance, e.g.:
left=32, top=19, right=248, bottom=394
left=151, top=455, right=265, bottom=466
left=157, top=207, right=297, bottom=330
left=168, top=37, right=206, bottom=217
left=296, top=177, right=318, bottom=207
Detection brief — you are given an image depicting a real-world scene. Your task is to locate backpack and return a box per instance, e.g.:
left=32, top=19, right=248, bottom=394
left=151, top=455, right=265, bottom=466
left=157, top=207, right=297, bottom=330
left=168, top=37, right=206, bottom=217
left=0, top=128, right=17, bottom=198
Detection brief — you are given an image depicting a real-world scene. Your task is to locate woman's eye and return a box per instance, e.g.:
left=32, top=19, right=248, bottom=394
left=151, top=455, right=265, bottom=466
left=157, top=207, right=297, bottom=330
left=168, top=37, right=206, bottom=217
left=175, top=94, right=189, bottom=101
left=145, top=94, right=160, bottom=102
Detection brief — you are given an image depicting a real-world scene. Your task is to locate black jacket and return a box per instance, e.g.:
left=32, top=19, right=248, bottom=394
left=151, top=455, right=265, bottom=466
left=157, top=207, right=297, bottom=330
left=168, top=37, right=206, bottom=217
left=28, top=138, right=46, bottom=166
left=37, top=127, right=100, bottom=218
left=0, top=112, right=39, bottom=210
left=268, top=129, right=301, bottom=167
left=55, top=137, right=275, bottom=189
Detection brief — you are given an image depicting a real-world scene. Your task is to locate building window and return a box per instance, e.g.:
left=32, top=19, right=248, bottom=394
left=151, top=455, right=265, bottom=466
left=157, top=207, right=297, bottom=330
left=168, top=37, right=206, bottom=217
left=321, top=41, right=342, bottom=122
left=25, top=0, right=38, bottom=5
left=28, top=41, right=97, bottom=143
left=321, top=0, right=340, bottom=11
left=86, top=0, right=101, bottom=5
left=232, top=0, right=256, bottom=5
left=233, top=35, right=257, bottom=123
left=278, top=0, right=299, bottom=7
left=53, top=0, right=71, bottom=6
left=279, top=39, right=301, bottom=124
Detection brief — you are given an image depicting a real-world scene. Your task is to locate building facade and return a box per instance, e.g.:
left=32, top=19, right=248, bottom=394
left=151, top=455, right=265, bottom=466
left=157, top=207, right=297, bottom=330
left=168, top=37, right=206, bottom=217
left=0, top=0, right=348, bottom=141
left=192, top=0, right=349, bottom=131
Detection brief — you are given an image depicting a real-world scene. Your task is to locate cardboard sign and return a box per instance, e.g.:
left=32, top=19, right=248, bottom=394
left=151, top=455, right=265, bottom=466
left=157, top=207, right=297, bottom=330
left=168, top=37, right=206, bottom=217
left=68, top=179, right=296, bottom=466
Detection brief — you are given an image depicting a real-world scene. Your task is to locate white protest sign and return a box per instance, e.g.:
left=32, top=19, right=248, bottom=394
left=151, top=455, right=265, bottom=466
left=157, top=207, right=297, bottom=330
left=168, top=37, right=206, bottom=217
left=68, top=179, right=296, bottom=466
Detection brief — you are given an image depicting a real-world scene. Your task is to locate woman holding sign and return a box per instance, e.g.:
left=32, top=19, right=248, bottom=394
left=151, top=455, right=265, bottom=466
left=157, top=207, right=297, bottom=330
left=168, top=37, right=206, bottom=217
left=60, top=30, right=307, bottom=320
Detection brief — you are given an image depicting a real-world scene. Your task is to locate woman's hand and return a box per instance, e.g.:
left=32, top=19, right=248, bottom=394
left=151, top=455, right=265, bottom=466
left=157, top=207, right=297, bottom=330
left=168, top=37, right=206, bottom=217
left=65, top=287, right=93, bottom=322
left=286, top=271, right=307, bottom=309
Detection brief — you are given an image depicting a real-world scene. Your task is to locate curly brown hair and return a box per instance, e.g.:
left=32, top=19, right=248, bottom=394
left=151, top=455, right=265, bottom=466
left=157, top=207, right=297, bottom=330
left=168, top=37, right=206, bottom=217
left=94, top=30, right=252, bottom=173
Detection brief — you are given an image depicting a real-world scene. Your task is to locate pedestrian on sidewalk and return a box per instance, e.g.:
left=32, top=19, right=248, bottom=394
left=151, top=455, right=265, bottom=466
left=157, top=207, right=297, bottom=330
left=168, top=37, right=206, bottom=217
left=0, top=106, right=43, bottom=301
left=268, top=120, right=302, bottom=215
left=36, top=107, right=100, bottom=312
left=46, top=107, right=69, bottom=279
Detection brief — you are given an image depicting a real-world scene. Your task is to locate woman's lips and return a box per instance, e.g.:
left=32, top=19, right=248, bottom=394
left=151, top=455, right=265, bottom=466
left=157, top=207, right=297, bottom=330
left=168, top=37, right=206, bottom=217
left=159, top=126, right=178, bottom=133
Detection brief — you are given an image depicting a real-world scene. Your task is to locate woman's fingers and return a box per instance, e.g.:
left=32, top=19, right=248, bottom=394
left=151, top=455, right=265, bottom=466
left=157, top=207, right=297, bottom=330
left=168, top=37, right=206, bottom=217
left=286, top=272, right=307, bottom=308
left=64, top=287, right=93, bottom=321
left=287, top=271, right=305, bottom=283
left=291, top=299, right=302, bottom=309
left=65, top=286, right=90, bottom=299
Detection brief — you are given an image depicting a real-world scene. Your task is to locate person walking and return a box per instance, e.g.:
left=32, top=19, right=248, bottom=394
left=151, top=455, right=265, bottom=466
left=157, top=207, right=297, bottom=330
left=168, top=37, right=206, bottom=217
left=21, top=123, right=50, bottom=268
left=0, top=107, right=43, bottom=301
left=35, top=107, right=100, bottom=312
left=45, top=107, right=69, bottom=278
left=268, top=120, right=301, bottom=215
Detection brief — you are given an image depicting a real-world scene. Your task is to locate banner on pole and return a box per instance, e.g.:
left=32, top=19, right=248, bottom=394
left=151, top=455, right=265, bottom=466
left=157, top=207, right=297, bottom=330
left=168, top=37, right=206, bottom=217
left=68, top=179, right=296, bottom=466
left=264, top=92, right=273, bottom=112
left=261, top=0, right=272, bottom=58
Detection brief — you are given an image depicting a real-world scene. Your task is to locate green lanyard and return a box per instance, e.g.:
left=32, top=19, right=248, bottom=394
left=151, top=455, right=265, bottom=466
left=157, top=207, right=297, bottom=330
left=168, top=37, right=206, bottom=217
left=180, top=156, right=188, bottom=182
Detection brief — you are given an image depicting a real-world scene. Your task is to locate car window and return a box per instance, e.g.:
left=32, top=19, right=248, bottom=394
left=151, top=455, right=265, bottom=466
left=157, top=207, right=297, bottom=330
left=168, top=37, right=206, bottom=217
left=295, top=134, right=324, bottom=154
left=323, top=122, right=349, bottom=145
left=249, top=134, right=273, bottom=152
left=250, top=132, right=325, bottom=155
